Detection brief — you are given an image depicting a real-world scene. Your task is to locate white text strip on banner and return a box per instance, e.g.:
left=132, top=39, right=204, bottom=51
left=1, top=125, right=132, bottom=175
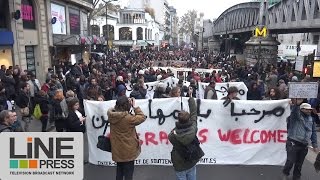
left=84, top=98, right=290, bottom=166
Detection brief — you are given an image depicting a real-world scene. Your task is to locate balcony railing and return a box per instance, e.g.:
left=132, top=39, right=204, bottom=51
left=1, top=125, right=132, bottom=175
left=120, top=18, right=146, bottom=24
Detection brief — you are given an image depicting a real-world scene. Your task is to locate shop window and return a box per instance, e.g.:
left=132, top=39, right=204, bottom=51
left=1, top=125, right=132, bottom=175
left=25, top=46, right=36, bottom=75
left=0, top=0, right=10, bottom=30
left=22, top=0, right=36, bottom=29
left=137, top=27, right=143, bottom=40
left=91, top=25, right=100, bottom=36
left=0, top=48, right=13, bottom=67
left=103, top=25, right=114, bottom=40
left=313, top=35, right=320, bottom=45
left=119, top=27, right=132, bottom=40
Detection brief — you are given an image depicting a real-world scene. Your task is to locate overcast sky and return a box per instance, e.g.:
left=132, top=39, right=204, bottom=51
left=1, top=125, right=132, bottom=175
left=167, top=0, right=250, bottom=19
left=117, top=0, right=250, bottom=19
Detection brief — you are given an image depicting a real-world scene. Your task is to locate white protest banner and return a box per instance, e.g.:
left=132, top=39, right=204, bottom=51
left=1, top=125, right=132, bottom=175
left=288, top=82, right=319, bottom=98
left=198, top=82, right=248, bottom=100
left=84, top=98, right=290, bottom=166
left=126, top=77, right=189, bottom=99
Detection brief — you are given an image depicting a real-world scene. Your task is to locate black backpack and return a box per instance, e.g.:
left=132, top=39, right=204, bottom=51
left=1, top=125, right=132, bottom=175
left=175, top=136, right=204, bottom=161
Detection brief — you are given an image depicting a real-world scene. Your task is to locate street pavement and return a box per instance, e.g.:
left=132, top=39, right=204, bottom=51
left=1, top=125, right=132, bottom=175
left=25, top=117, right=320, bottom=180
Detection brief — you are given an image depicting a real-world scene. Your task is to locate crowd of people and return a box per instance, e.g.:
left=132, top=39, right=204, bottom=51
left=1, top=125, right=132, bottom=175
left=0, top=49, right=319, bottom=131
left=0, top=49, right=319, bottom=180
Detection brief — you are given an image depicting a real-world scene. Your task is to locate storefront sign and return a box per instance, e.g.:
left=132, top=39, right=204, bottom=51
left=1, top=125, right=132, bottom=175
left=84, top=99, right=290, bottom=166
left=69, top=8, right=80, bottom=35
left=51, top=3, right=66, bottom=35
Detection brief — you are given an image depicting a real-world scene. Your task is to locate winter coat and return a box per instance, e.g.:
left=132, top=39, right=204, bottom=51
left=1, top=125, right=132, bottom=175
left=4, top=76, right=16, bottom=98
left=168, top=97, right=204, bottom=172
left=41, top=83, right=50, bottom=93
left=34, top=94, right=49, bottom=115
left=16, top=90, right=30, bottom=108
left=66, top=111, right=85, bottom=132
left=52, top=99, right=68, bottom=129
left=130, top=90, right=143, bottom=99
left=247, top=89, right=262, bottom=100
left=0, top=123, right=13, bottom=132
left=0, top=92, right=8, bottom=111
left=107, top=107, right=146, bottom=162
left=27, top=79, right=40, bottom=97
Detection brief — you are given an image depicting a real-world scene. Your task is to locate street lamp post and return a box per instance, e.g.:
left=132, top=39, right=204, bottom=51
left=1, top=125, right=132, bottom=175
left=102, top=0, right=118, bottom=55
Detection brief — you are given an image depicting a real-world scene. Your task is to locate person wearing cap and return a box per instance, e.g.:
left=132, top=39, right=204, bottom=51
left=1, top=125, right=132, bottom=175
left=204, top=80, right=217, bottom=100
left=282, top=99, right=319, bottom=180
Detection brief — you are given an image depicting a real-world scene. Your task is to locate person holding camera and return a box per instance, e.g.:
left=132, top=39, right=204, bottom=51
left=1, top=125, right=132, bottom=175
left=169, top=88, right=204, bottom=180
left=107, top=96, right=146, bottom=180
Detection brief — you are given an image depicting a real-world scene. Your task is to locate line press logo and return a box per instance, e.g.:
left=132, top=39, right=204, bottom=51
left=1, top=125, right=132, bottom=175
left=9, top=136, right=75, bottom=169
left=0, top=132, right=83, bottom=180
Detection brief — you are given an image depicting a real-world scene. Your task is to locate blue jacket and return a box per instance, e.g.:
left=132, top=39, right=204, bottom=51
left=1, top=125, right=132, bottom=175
left=288, top=105, right=318, bottom=148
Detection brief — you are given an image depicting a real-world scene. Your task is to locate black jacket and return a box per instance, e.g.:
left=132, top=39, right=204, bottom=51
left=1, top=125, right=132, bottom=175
left=16, top=90, right=29, bottom=108
left=247, top=89, right=262, bottom=100
left=66, top=111, right=85, bottom=132
left=34, top=95, right=49, bottom=114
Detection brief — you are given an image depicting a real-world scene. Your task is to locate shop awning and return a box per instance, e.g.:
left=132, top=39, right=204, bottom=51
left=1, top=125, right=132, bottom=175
left=113, top=40, right=134, bottom=46
left=136, top=40, right=148, bottom=46
left=0, top=31, right=14, bottom=45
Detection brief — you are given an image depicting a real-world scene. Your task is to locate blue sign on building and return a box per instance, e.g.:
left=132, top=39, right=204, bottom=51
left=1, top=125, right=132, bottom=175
left=0, top=31, right=14, bottom=45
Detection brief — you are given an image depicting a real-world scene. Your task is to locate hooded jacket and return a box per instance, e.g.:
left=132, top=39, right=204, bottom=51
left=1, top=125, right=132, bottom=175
left=0, top=123, right=12, bottom=132
left=168, top=97, right=204, bottom=172
left=107, top=107, right=146, bottom=162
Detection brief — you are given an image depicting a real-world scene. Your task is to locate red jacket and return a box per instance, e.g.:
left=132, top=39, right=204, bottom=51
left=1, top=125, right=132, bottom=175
left=41, top=84, right=50, bottom=93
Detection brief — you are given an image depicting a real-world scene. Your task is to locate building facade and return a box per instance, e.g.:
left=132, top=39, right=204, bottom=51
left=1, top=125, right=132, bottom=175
left=169, top=6, right=178, bottom=46
left=114, top=8, right=159, bottom=51
left=90, top=6, right=119, bottom=51
left=202, top=19, right=214, bottom=51
left=0, top=0, right=93, bottom=82
left=1, top=0, right=52, bottom=80
left=127, top=0, right=174, bottom=46
left=48, top=0, right=93, bottom=66
left=277, top=33, right=320, bottom=56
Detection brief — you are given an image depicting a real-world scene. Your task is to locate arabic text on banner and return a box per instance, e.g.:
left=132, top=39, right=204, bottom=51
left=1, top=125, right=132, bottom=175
left=84, top=98, right=290, bottom=166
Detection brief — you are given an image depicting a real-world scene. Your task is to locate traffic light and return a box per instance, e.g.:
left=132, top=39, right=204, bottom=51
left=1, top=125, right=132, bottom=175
left=304, top=67, right=308, bottom=74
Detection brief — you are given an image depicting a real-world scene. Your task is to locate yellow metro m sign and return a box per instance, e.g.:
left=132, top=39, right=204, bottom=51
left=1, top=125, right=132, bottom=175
left=254, top=27, right=267, bottom=37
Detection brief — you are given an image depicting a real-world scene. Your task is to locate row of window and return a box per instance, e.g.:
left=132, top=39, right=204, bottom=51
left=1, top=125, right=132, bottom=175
left=91, top=26, right=153, bottom=40
left=120, top=13, right=146, bottom=24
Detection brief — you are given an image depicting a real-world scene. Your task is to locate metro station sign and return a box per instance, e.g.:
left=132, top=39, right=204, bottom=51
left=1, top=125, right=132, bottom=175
left=254, top=27, right=268, bottom=37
